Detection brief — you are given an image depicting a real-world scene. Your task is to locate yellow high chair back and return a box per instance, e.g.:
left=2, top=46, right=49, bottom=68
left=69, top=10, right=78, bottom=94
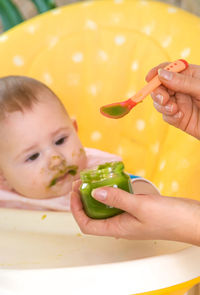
left=0, top=1, right=199, bottom=294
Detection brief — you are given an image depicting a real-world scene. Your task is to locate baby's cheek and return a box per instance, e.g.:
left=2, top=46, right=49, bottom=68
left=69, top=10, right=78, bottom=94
left=79, top=148, right=87, bottom=166
left=40, top=168, right=45, bottom=174
left=29, top=177, right=50, bottom=198
left=71, top=148, right=86, bottom=168
left=29, top=169, right=46, bottom=190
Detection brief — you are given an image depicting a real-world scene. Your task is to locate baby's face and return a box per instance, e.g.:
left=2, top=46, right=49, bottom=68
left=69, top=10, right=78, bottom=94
left=0, top=95, right=87, bottom=199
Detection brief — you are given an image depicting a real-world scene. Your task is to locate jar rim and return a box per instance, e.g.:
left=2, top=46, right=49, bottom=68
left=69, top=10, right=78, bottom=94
left=80, top=161, right=124, bottom=183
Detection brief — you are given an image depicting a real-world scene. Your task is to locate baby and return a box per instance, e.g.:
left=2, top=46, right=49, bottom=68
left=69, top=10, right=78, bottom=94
left=0, top=75, right=159, bottom=211
left=0, top=75, right=121, bottom=211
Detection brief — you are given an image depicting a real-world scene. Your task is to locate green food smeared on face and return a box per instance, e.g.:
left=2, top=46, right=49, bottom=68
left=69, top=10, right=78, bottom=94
left=79, top=148, right=85, bottom=154
left=102, top=105, right=127, bottom=117
left=49, top=178, right=57, bottom=187
left=48, top=165, right=78, bottom=188
left=67, top=165, right=78, bottom=175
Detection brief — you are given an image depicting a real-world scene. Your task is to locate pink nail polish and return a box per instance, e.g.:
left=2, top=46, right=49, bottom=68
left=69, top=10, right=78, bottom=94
left=92, top=189, right=107, bottom=200
left=156, top=94, right=164, bottom=104
left=165, top=104, right=173, bottom=112
left=158, top=69, right=173, bottom=81
left=153, top=101, right=160, bottom=108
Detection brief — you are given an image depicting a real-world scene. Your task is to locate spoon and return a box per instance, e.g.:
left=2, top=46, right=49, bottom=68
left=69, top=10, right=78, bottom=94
left=100, top=59, right=188, bottom=119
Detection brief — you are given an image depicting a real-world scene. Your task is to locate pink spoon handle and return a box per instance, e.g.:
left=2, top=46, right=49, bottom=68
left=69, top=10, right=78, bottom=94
left=132, top=59, right=188, bottom=103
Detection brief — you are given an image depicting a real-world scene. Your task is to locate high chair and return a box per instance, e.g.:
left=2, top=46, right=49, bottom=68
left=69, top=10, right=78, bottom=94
left=0, top=1, right=199, bottom=294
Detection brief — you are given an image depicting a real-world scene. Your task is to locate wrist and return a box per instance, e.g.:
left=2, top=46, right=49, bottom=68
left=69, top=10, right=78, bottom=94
left=192, top=203, right=200, bottom=246
left=177, top=199, right=200, bottom=246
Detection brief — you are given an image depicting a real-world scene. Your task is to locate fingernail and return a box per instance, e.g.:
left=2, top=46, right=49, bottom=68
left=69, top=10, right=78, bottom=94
left=155, top=94, right=164, bottom=105
left=92, top=189, right=107, bottom=200
left=158, top=69, right=173, bottom=81
left=153, top=101, right=160, bottom=108
left=174, top=111, right=182, bottom=119
left=165, top=104, right=173, bottom=112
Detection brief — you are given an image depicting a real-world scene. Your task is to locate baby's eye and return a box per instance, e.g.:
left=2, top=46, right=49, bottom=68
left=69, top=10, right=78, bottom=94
left=26, top=153, right=40, bottom=162
left=55, top=136, right=67, bottom=146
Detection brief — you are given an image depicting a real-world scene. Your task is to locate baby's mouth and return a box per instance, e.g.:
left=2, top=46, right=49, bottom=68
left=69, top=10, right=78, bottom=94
left=48, top=165, right=78, bottom=188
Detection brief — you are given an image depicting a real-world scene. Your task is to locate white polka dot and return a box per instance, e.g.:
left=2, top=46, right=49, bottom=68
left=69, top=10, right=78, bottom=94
left=111, top=13, right=122, bottom=24
left=114, top=0, right=123, bottom=4
left=162, top=36, right=172, bottom=48
left=72, top=52, right=83, bottom=63
left=88, top=84, right=98, bottom=96
left=126, top=90, right=136, bottom=98
left=25, top=24, right=37, bottom=34
left=48, top=36, right=59, bottom=49
left=51, top=8, right=61, bottom=15
left=139, top=0, right=148, bottom=5
left=168, top=6, right=177, bottom=13
left=181, top=48, right=191, bottom=58
left=43, top=72, right=53, bottom=85
left=114, top=35, right=126, bottom=46
left=0, top=35, right=8, bottom=42
left=117, top=146, right=124, bottom=156
left=91, top=131, right=102, bottom=141
left=180, top=158, right=190, bottom=169
left=136, top=119, right=146, bottom=131
left=159, top=160, right=166, bottom=171
left=82, top=1, right=93, bottom=6
left=85, top=19, right=98, bottom=30
left=98, top=50, right=108, bottom=61
left=67, top=73, right=80, bottom=86
left=135, top=169, right=146, bottom=177
left=13, top=55, right=24, bottom=67
left=158, top=182, right=164, bottom=191
left=171, top=181, right=179, bottom=192
left=151, top=142, right=160, bottom=154
left=142, top=25, right=153, bottom=35
left=131, top=61, right=139, bottom=71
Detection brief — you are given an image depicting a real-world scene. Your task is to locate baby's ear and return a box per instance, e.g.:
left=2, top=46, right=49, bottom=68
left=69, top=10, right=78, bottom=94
left=0, top=170, right=12, bottom=191
left=71, top=118, right=78, bottom=132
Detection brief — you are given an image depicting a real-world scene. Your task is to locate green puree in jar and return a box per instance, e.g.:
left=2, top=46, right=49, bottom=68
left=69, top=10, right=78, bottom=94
left=80, top=161, right=133, bottom=219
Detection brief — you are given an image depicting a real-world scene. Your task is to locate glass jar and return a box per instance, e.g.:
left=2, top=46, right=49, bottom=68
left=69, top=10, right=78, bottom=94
left=80, top=161, right=133, bottom=219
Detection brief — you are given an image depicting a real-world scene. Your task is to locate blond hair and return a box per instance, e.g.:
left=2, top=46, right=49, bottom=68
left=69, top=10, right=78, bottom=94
left=0, top=75, right=64, bottom=119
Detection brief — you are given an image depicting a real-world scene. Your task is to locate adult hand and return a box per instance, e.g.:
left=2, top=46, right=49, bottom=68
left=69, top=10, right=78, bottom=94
left=146, top=63, right=200, bottom=139
left=71, top=181, right=200, bottom=246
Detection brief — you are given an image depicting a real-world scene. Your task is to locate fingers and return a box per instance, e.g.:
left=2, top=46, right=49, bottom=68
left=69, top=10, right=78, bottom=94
left=153, top=96, right=179, bottom=116
left=162, top=112, right=183, bottom=126
left=151, top=86, right=170, bottom=106
left=70, top=191, right=94, bottom=233
left=146, top=62, right=169, bottom=82
left=91, top=186, right=138, bottom=215
left=151, top=85, right=182, bottom=121
left=147, top=62, right=200, bottom=98
left=72, top=179, right=82, bottom=193
left=70, top=190, right=132, bottom=237
left=158, top=69, right=200, bottom=98
left=153, top=98, right=183, bottom=125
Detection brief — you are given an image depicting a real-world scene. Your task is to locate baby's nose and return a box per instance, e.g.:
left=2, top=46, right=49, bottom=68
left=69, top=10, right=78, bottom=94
left=48, top=155, right=66, bottom=171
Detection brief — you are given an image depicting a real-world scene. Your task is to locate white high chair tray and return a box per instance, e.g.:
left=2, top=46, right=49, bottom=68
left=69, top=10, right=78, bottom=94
left=0, top=208, right=199, bottom=295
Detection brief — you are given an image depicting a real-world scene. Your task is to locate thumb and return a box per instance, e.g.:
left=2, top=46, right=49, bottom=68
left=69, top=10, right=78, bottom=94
left=91, top=186, right=136, bottom=214
left=158, top=69, right=200, bottom=98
